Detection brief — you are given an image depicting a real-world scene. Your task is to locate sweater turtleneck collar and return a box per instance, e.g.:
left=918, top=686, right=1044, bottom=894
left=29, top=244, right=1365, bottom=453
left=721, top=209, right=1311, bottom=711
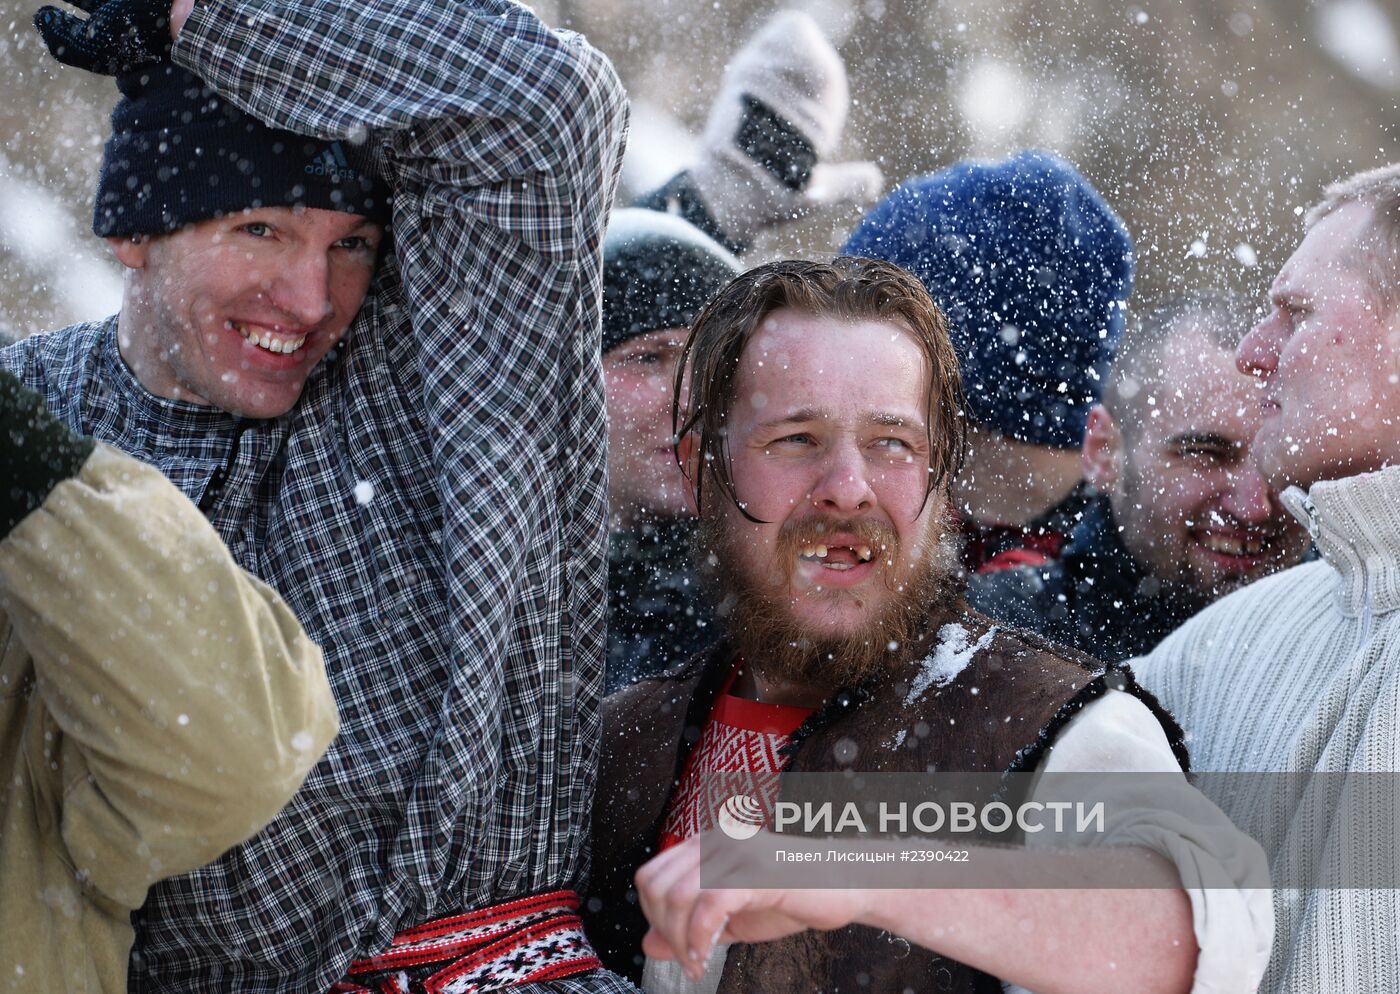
left=1282, top=465, right=1400, bottom=619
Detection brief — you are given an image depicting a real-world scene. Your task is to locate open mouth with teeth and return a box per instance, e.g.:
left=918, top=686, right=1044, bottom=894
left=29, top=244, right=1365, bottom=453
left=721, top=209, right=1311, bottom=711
left=1193, top=530, right=1272, bottom=562
left=798, top=543, right=877, bottom=571
left=227, top=320, right=308, bottom=356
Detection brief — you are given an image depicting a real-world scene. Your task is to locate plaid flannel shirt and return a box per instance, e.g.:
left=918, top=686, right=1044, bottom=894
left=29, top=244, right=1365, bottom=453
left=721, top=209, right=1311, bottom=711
left=1, top=1, right=629, bottom=990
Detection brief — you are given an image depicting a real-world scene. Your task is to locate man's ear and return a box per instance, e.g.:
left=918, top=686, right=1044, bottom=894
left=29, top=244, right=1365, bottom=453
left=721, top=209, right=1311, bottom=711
left=675, top=432, right=702, bottom=515
left=1082, top=404, right=1124, bottom=493
left=106, top=235, right=150, bottom=270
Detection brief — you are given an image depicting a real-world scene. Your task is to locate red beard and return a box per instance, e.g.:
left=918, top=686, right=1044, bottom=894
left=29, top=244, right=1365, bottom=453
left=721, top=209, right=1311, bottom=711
left=697, top=506, right=961, bottom=694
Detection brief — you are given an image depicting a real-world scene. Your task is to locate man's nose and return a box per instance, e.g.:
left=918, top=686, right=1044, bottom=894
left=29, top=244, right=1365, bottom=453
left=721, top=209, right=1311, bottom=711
left=1237, top=314, right=1282, bottom=379
left=1222, top=462, right=1276, bottom=525
left=809, top=440, right=876, bottom=513
left=267, top=251, right=334, bottom=327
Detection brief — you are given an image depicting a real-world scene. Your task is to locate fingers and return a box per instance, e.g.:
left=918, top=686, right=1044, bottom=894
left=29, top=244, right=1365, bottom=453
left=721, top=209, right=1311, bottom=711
left=636, top=838, right=701, bottom=940
left=639, top=924, right=682, bottom=963
left=805, top=161, right=885, bottom=211
left=32, top=0, right=173, bottom=75
left=168, top=0, right=191, bottom=37
left=33, top=6, right=94, bottom=70
left=684, top=889, right=737, bottom=970
left=636, top=834, right=776, bottom=980
left=635, top=838, right=720, bottom=979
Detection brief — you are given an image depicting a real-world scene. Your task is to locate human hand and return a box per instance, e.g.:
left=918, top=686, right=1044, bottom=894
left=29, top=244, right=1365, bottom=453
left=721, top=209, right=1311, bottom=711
left=688, top=10, right=883, bottom=244
left=634, top=831, right=867, bottom=981
left=0, top=369, right=95, bottom=539
left=34, top=0, right=174, bottom=76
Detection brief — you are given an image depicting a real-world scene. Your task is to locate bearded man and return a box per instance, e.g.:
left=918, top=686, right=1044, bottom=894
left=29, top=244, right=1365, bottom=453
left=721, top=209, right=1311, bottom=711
left=583, top=258, right=1271, bottom=994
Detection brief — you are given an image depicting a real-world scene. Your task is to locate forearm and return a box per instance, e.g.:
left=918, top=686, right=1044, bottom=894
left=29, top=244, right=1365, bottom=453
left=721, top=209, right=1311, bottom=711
left=0, top=444, right=337, bottom=904
left=858, top=847, right=1196, bottom=994
left=1026, top=691, right=1274, bottom=994
left=632, top=172, right=750, bottom=256
left=174, top=0, right=624, bottom=162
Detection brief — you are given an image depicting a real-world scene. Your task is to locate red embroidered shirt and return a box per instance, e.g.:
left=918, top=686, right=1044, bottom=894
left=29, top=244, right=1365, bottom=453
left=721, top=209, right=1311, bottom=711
left=658, top=661, right=815, bottom=850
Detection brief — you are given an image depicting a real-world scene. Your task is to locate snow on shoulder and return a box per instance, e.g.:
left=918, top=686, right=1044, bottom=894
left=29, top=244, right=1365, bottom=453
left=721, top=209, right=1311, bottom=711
left=905, top=623, right=998, bottom=706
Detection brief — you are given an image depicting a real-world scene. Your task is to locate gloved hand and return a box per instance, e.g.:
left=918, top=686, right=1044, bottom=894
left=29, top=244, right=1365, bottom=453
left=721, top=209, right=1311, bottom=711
left=688, top=9, right=883, bottom=245
left=1, top=368, right=95, bottom=540
left=34, top=0, right=173, bottom=76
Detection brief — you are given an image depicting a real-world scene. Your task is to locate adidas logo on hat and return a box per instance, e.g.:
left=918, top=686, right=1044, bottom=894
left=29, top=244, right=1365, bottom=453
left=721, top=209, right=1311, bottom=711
left=305, top=142, right=360, bottom=181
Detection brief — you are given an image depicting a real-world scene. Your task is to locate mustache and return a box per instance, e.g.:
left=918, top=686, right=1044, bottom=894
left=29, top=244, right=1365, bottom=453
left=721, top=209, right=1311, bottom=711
left=1190, top=509, right=1288, bottom=538
left=773, top=516, right=899, bottom=559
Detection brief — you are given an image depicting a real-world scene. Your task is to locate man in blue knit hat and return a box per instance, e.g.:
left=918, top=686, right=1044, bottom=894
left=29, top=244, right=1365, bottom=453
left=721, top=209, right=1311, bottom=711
left=842, top=150, right=1133, bottom=572
left=967, top=291, right=1310, bottom=662
left=5, top=0, right=633, bottom=991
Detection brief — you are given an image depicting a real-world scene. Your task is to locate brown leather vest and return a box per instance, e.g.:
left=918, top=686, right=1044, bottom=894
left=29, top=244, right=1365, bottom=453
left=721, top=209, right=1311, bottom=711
left=584, top=602, right=1187, bottom=994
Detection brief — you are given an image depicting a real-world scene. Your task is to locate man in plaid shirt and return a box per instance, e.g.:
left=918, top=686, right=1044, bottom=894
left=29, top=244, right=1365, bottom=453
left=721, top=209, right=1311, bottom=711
left=5, top=0, right=630, bottom=990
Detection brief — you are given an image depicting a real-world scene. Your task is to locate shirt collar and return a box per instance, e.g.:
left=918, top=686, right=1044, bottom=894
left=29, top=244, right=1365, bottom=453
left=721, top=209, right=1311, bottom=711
left=1062, top=496, right=1206, bottom=629
left=101, top=320, right=243, bottom=447
left=1064, top=497, right=1148, bottom=592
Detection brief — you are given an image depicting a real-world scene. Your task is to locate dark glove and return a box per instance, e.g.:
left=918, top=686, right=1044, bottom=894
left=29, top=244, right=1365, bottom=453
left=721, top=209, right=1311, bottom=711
left=34, top=0, right=173, bottom=76
left=1, top=369, right=95, bottom=540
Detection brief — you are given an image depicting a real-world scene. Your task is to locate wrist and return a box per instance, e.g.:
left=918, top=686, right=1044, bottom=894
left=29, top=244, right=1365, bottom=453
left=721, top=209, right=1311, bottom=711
left=852, top=841, right=956, bottom=934
left=169, top=0, right=193, bottom=38
left=632, top=172, right=751, bottom=256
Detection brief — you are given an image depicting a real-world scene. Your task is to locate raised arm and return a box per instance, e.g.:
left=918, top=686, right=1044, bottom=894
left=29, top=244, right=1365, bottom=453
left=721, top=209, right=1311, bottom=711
left=175, top=0, right=627, bottom=876
left=0, top=373, right=338, bottom=910
left=172, top=0, right=623, bottom=169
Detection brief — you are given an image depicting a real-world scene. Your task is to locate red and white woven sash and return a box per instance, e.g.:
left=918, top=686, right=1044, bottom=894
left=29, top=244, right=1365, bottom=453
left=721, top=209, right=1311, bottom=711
left=329, top=890, right=601, bottom=994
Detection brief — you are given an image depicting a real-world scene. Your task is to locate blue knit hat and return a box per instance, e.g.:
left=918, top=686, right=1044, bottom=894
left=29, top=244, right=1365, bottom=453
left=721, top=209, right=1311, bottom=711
left=842, top=150, right=1133, bottom=449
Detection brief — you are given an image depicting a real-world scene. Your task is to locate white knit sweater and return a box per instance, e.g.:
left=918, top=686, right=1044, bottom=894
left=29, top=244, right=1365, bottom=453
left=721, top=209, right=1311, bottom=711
left=1135, top=464, right=1400, bottom=993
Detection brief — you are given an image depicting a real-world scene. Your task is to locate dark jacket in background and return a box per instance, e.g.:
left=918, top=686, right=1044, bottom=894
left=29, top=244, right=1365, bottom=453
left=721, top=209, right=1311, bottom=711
left=606, top=516, right=717, bottom=693
left=957, top=481, right=1095, bottom=575
left=585, top=600, right=1186, bottom=994
left=967, top=495, right=1200, bottom=663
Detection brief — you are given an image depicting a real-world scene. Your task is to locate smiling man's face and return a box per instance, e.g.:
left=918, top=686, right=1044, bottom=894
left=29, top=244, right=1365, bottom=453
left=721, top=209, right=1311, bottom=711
left=1108, top=326, right=1309, bottom=603
left=114, top=206, right=382, bottom=418
left=698, top=308, right=952, bottom=683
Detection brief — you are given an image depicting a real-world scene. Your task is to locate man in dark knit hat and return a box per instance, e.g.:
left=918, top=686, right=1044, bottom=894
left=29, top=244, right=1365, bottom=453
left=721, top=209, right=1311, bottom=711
left=5, top=0, right=631, bottom=991
left=601, top=209, right=740, bottom=691
left=842, top=150, right=1134, bottom=573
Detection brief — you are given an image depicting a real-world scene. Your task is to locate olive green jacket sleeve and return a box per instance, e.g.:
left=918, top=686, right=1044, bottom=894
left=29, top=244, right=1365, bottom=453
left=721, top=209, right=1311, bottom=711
left=0, top=443, right=339, bottom=911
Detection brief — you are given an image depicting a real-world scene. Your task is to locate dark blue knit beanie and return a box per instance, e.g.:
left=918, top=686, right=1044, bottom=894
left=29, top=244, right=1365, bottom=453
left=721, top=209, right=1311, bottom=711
left=95, top=64, right=391, bottom=237
left=602, top=209, right=741, bottom=354
left=842, top=150, right=1133, bottom=450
